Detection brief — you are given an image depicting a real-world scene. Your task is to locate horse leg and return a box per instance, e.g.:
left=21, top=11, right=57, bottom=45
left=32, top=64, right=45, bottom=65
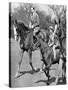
left=62, top=59, right=66, bottom=83
left=28, top=49, right=36, bottom=71
left=47, top=69, right=50, bottom=85
left=39, top=51, right=45, bottom=72
left=43, top=65, right=50, bottom=85
left=40, top=62, right=45, bottom=72
left=44, top=67, right=50, bottom=85
left=55, top=57, right=63, bottom=84
left=15, top=50, right=24, bottom=78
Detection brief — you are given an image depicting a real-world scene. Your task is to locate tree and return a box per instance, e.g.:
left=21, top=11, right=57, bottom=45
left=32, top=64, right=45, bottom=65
left=49, top=5, right=66, bottom=37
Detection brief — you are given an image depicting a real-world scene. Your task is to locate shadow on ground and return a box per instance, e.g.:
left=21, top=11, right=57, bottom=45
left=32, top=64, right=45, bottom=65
left=15, top=68, right=66, bottom=85
left=35, top=77, right=66, bottom=85
left=57, top=77, right=66, bottom=85
left=35, top=77, right=55, bottom=85
left=16, top=68, right=40, bottom=78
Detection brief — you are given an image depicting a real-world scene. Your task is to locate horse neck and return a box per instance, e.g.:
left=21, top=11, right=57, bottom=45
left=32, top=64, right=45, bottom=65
left=27, top=28, right=33, bottom=37
left=35, top=35, right=48, bottom=48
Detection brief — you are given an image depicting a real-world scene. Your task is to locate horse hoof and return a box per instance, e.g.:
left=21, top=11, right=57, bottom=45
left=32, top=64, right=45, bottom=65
left=40, top=69, right=43, bottom=73
left=15, top=72, right=20, bottom=78
left=47, top=82, right=50, bottom=85
left=33, top=69, right=36, bottom=71
left=32, top=67, right=37, bottom=71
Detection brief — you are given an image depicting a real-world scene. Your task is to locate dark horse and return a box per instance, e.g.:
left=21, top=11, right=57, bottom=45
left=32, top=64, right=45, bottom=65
left=13, top=19, right=41, bottom=78
left=33, top=19, right=66, bottom=84
left=35, top=31, right=66, bottom=85
left=38, top=19, right=66, bottom=85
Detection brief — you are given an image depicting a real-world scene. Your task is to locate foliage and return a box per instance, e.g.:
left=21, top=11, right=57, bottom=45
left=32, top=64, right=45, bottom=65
left=49, top=5, right=66, bottom=36
left=10, top=4, right=66, bottom=38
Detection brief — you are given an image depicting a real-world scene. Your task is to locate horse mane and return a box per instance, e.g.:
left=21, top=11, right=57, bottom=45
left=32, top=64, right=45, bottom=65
left=16, top=21, right=30, bottom=40
left=17, top=22, right=29, bottom=32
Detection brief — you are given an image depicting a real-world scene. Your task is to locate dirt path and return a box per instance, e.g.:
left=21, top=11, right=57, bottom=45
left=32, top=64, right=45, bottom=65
left=10, top=39, right=64, bottom=87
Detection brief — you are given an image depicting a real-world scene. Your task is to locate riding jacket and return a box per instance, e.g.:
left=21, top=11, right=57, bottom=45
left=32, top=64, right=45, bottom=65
left=30, top=11, right=40, bottom=28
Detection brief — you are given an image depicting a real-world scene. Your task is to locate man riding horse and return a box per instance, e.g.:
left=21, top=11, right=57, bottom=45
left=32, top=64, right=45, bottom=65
left=14, top=7, right=41, bottom=78
left=48, top=23, right=60, bottom=60
left=29, top=7, right=49, bottom=45
left=29, top=7, right=40, bottom=36
left=39, top=20, right=66, bottom=85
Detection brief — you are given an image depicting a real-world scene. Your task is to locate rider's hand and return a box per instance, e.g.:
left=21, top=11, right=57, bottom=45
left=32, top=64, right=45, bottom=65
left=32, top=25, right=34, bottom=28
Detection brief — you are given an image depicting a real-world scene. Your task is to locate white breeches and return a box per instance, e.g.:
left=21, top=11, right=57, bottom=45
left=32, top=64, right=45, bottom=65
left=53, top=44, right=60, bottom=59
left=53, top=45, right=56, bottom=59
